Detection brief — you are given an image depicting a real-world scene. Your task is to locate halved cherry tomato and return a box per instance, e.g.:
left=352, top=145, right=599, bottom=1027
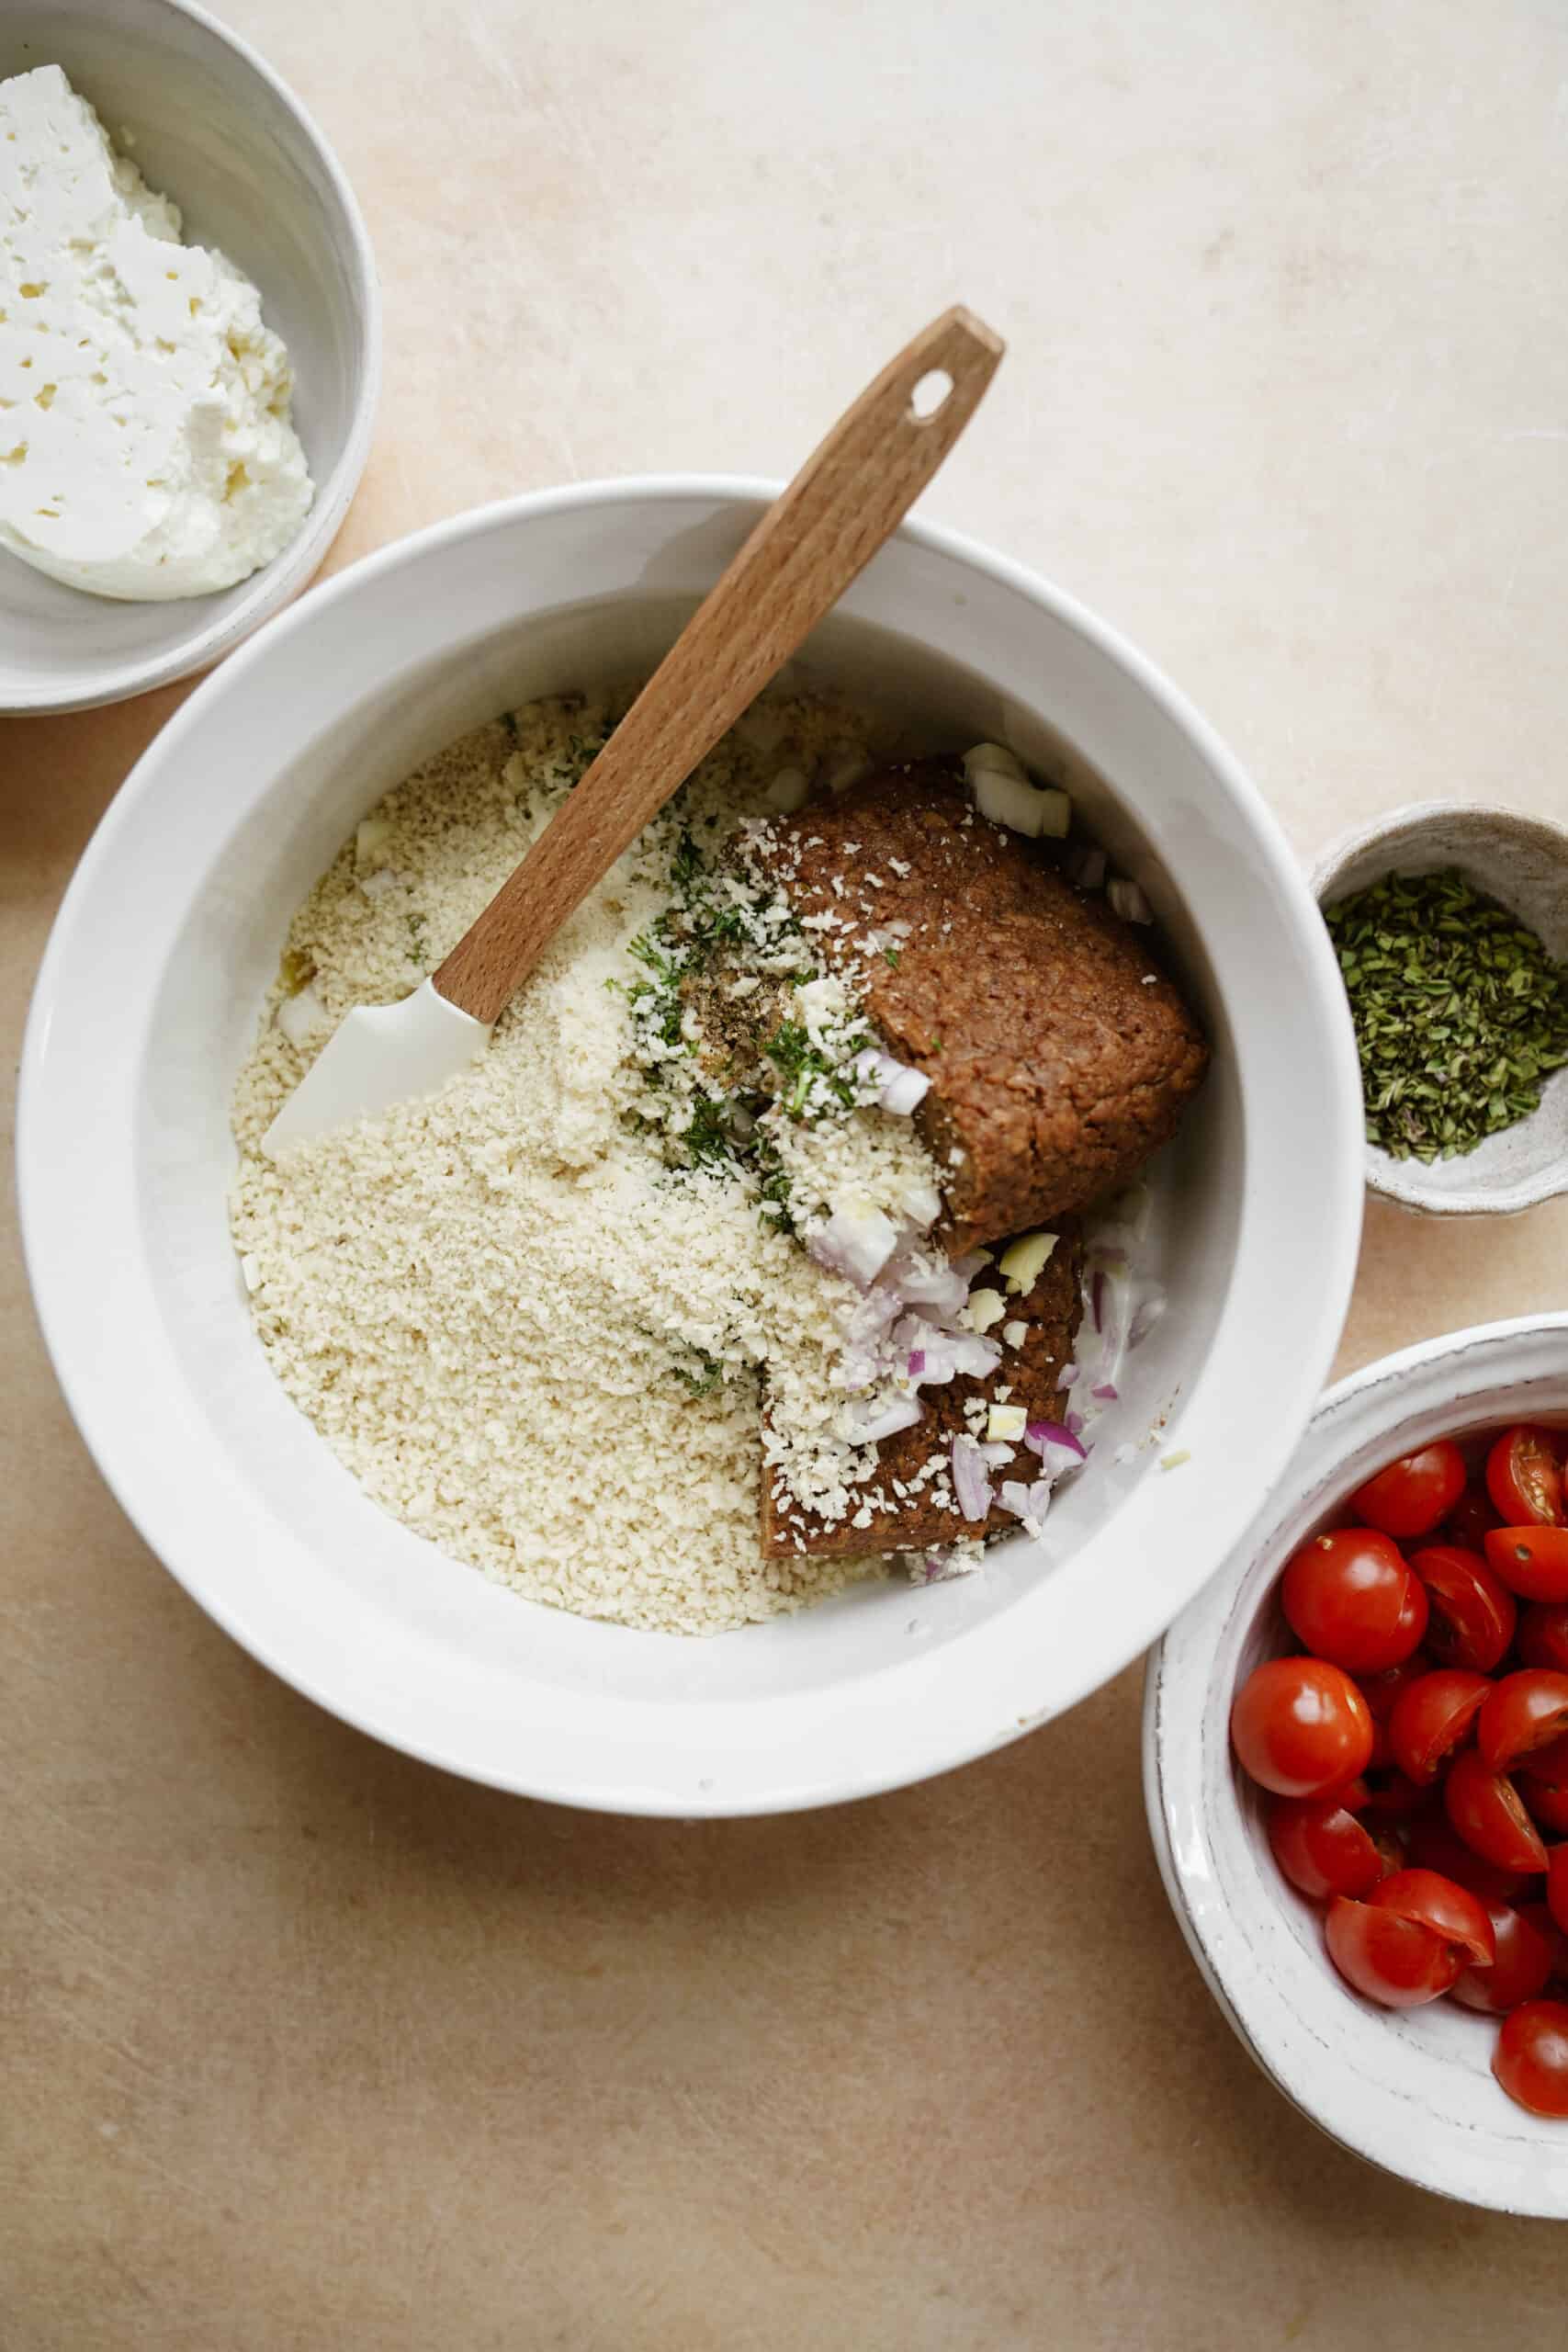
left=1478, top=1670, right=1568, bottom=1773
left=1517, top=1901, right=1568, bottom=1984
left=1486, top=1427, right=1564, bottom=1529
left=1387, top=1668, right=1491, bottom=1785
left=1551, top=1846, right=1568, bottom=1938
left=1358, top=1769, right=1426, bottom=1821
left=1405, top=1806, right=1527, bottom=1905
left=1529, top=1782, right=1568, bottom=1837
left=1485, top=1526, right=1568, bottom=1604
left=1450, top=1899, right=1552, bottom=2014
left=1357, top=1654, right=1432, bottom=1767
left=1521, top=1731, right=1568, bottom=1790
left=1368, top=1868, right=1495, bottom=1964
left=1231, top=1657, right=1374, bottom=1798
left=1324, top=1896, right=1464, bottom=2007
left=1494, top=2000, right=1568, bottom=2116
left=1444, top=1747, right=1549, bottom=1874
left=1445, top=1485, right=1503, bottom=1555
left=1279, top=1529, right=1428, bottom=1672
left=1266, top=1791, right=1391, bottom=1900
left=1348, top=1442, right=1467, bottom=1542
left=1518, top=1604, right=1568, bottom=1676
left=1409, top=1544, right=1516, bottom=1674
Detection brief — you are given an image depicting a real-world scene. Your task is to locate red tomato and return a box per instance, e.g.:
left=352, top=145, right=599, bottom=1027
left=1387, top=1668, right=1492, bottom=1785
left=1409, top=1544, right=1516, bottom=1674
left=1446, top=1485, right=1503, bottom=1554
left=1267, top=1792, right=1390, bottom=1900
left=1551, top=1846, right=1568, bottom=1938
left=1486, top=1427, right=1564, bottom=1529
left=1494, top=2000, right=1568, bottom=2117
left=1518, top=1900, right=1568, bottom=1984
left=1525, top=1781, right=1568, bottom=1838
left=1521, top=1731, right=1568, bottom=1791
left=1357, top=1654, right=1432, bottom=1768
left=1348, top=1443, right=1467, bottom=1542
left=1518, top=1604, right=1568, bottom=1676
left=1324, top=1896, right=1465, bottom=2007
left=1477, top=1671, right=1568, bottom=1773
left=1485, top=1526, right=1568, bottom=1604
left=1405, top=1807, right=1527, bottom=1905
left=1358, top=1770, right=1426, bottom=1821
left=1450, top=1899, right=1552, bottom=2014
left=1279, top=1530, right=1428, bottom=1672
left=1444, top=1748, right=1549, bottom=1875
left=1231, top=1657, right=1374, bottom=1798
left=1368, top=1868, right=1495, bottom=1964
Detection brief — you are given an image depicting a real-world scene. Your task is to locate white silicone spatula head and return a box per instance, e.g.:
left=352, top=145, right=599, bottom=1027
left=262, top=306, right=1004, bottom=1158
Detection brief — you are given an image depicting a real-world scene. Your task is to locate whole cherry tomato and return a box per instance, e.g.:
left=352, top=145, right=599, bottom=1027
left=1477, top=1670, right=1568, bottom=1774
left=1280, top=1530, right=1427, bottom=1672
left=1324, top=1896, right=1465, bottom=2007
left=1405, top=1806, right=1527, bottom=1905
left=1518, top=1603, right=1568, bottom=1676
left=1231, top=1657, right=1374, bottom=1798
left=1551, top=1845, right=1568, bottom=1939
left=1409, top=1544, right=1516, bottom=1674
left=1485, top=1526, right=1568, bottom=1604
left=1486, top=1427, right=1564, bottom=1529
left=1348, top=1442, right=1467, bottom=1542
left=1450, top=1899, right=1553, bottom=2014
left=1444, top=1748, right=1549, bottom=1875
left=1266, top=1791, right=1391, bottom=1900
left=1528, top=1781, right=1568, bottom=1838
left=1368, top=1868, right=1495, bottom=1963
left=1387, top=1668, right=1491, bottom=1785
left=1445, top=1485, right=1503, bottom=1554
left=1494, top=2000, right=1568, bottom=2117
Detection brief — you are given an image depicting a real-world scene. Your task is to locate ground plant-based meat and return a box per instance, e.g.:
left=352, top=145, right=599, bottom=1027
left=755, top=764, right=1209, bottom=1250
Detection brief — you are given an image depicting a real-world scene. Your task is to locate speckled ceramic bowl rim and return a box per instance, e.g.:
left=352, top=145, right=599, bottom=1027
left=1312, top=799, right=1568, bottom=1219
left=3, top=0, right=382, bottom=715
left=1144, top=1315, right=1568, bottom=2215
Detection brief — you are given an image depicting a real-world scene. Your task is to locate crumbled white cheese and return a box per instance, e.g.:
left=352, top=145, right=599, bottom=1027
left=1002, top=1318, right=1029, bottom=1350
left=0, top=65, right=313, bottom=599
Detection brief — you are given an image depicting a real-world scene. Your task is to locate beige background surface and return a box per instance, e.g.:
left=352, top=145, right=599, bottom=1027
left=6, top=1, right=1568, bottom=2343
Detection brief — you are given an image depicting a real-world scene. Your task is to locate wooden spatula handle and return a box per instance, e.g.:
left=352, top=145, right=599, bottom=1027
left=434, top=306, right=1004, bottom=1026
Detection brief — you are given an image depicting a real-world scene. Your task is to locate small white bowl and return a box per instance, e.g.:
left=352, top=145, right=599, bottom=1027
left=0, top=0, right=380, bottom=714
left=1314, top=801, right=1568, bottom=1217
left=1145, top=1316, right=1568, bottom=2216
left=18, top=479, right=1364, bottom=1815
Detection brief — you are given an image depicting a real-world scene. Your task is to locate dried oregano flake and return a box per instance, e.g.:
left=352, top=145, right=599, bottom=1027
left=1326, top=867, right=1568, bottom=1161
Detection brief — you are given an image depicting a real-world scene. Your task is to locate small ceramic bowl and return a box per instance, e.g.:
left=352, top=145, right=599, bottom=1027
left=0, top=0, right=380, bottom=714
left=1313, top=801, right=1568, bottom=1216
left=1145, top=1316, right=1568, bottom=2216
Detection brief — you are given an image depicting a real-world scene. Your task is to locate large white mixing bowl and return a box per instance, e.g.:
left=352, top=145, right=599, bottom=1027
left=17, top=481, right=1364, bottom=1814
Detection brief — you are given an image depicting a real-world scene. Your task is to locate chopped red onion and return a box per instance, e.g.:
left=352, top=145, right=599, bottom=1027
left=998, top=1478, right=1055, bottom=1523
left=886, top=1251, right=969, bottom=1318
left=1065, top=843, right=1108, bottom=891
left=1090, top=1382, right=1119, bottom=1402
left=1025, top=1418, right=1087, bottom=1463
left=1090, top=1270, right=1106, bottom=1331
left=809, top=1205, right=898, bottom=1288
left=907, top=1348, right=927, bottom=1377
left=843, top=1396, right=925, bottom=1445
left=1065, top=1409, right=1086, bottom=1437
left=951, top=1436, right=992, bottom=1522
left=897, top=1177, right=943, bottom=1231
left=948, top=1334, right=1003, bottom=1379
left=1107, top=876, right=1153, bottom=924
left=978, top=1441, right=1015, bottom=1468
left=1058, top=1362, right=1079, bottom=1386
left=1128, top=1290, right=1168, bottom=1350
left=952, top=1250, right=989, bottom=1281
left=854, top=1046, right=932, bottom=1117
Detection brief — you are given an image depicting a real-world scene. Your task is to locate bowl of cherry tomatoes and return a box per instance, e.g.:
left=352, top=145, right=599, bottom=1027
left=1145, top=1314, right=1568, bottom=2213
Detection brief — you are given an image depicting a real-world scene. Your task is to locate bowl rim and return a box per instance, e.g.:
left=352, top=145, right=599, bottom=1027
left=1311, top=798, right=1568, bottom=1219
left=2, top=0, right=383, bottom=716
left=1144, top=1312, right=1568, bottom=2214
left=17, top=474, right=1366, bottom=1814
